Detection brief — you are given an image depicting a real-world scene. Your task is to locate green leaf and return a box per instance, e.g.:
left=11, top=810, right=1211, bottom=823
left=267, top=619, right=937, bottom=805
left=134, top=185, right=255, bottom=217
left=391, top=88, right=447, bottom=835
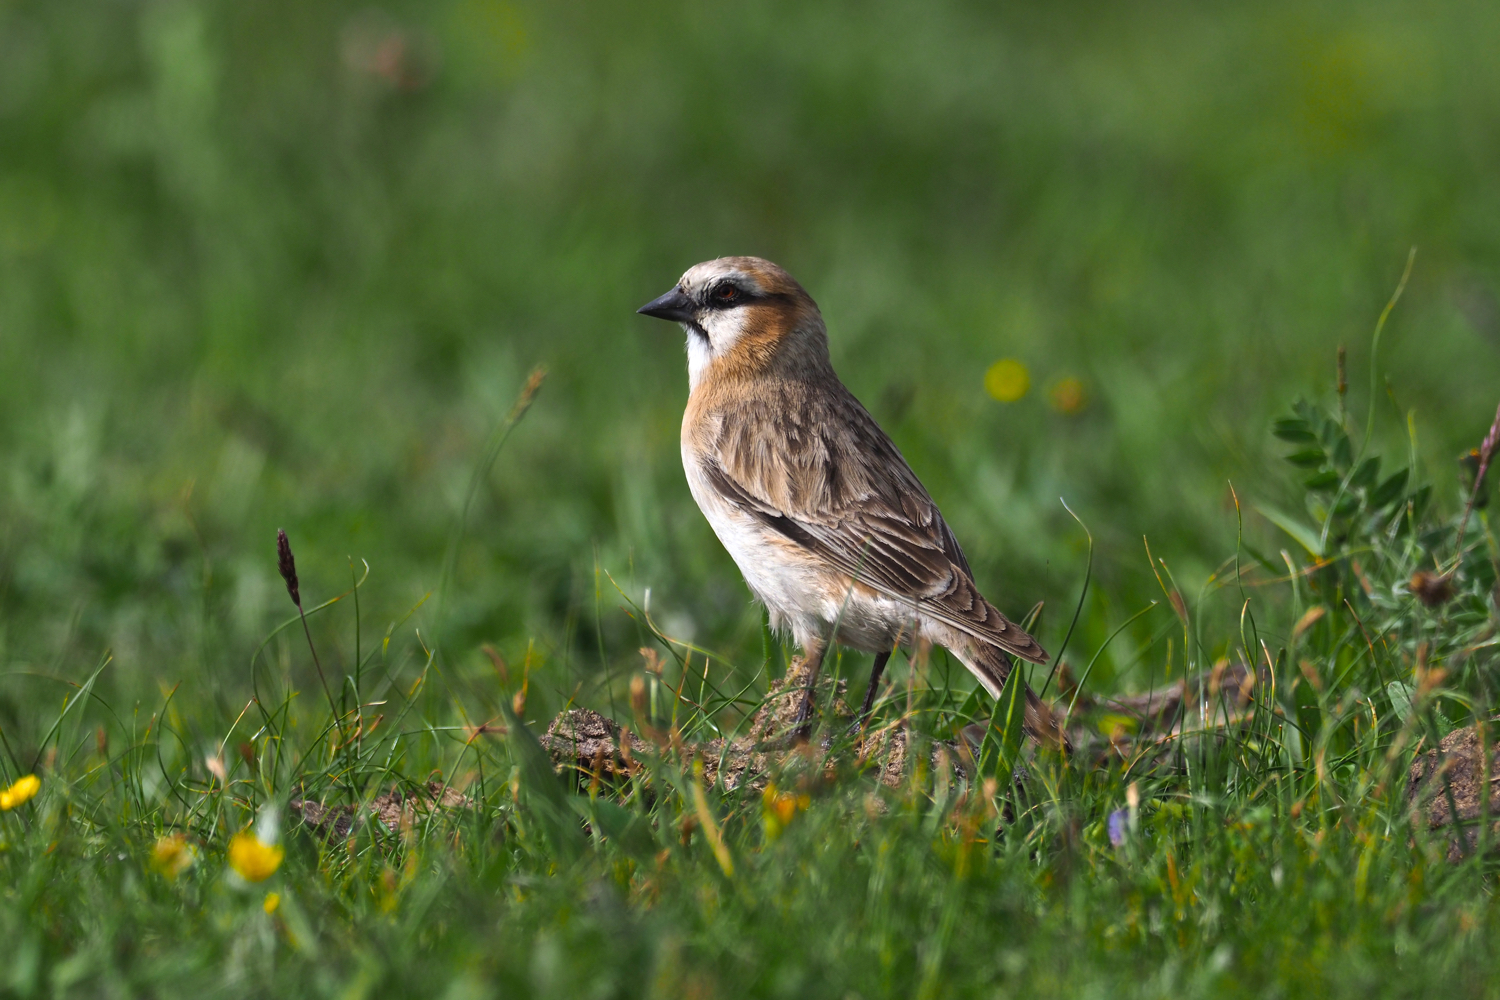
left=573, top=797, right=659, bottom=864
left=1328, top=432, right=1353, bottom=471
left=1256, top=505, right=1325, bottom=557
left=1410, top=483, right=1433, bottom=520
left=979, top=663, right=1029, bottom=789
left=1272, top=418, right=1317, bottom=443
left=1349, top=456, right=1380, bottom=490
left=1303, top=469, right=1340, bottom=491
left=1292, top=398, right=1324, bottom=426
left=1386, top=681, right=1415, bottom=725
left=948, top=685, right=987, bottom=733
left=1369, top=468, right=1408, bottom=508
left=1285, top=448, right=1327, bottom=468
left=502, top=702, right=586, bottom=863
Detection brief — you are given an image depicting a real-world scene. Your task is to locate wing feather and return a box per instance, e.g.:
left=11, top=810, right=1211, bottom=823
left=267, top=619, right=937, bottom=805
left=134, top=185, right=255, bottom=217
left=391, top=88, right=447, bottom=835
left=701, top=381, right=1048, bottom=665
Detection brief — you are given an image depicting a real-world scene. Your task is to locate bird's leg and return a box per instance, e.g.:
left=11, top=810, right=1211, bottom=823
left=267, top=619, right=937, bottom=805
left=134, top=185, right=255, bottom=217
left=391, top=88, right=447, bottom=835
left=792, top=637, right=828, bottom=741
left=851, top=650, right=892, bottom=733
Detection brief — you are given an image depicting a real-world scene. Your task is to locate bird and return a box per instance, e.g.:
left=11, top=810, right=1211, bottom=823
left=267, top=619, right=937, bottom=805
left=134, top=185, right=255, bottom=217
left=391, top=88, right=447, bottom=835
left=638, top=256, right=1064, bottom=747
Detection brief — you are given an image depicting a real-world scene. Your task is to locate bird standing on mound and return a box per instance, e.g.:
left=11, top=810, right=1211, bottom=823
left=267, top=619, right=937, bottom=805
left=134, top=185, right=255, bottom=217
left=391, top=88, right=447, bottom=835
left=638, top=257, right=1063, bottom=747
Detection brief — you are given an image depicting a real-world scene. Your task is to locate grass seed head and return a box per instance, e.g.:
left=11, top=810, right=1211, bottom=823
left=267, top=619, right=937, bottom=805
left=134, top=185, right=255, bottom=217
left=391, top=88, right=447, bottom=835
left=630, top=674, right=648, bottom=720
left=276, top=529, right=301, bottom=608
left=1483, top=401, right=1500, bottom=468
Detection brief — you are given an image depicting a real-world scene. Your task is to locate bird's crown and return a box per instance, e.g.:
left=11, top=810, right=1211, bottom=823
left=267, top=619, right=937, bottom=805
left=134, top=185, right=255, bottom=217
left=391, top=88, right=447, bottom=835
left=676, top=256, right=810, bottom=304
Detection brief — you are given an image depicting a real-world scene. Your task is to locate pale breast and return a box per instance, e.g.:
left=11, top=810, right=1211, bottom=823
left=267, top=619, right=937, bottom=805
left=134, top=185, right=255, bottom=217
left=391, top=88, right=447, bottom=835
left=682, top=449, right=821, bottom=626
left=681, top=440, right=917, bottom=652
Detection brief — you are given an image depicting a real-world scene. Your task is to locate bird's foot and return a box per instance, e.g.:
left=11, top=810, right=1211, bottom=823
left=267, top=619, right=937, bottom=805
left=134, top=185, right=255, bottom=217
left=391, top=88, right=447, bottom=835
left=791, top=692, right=816, bottom=744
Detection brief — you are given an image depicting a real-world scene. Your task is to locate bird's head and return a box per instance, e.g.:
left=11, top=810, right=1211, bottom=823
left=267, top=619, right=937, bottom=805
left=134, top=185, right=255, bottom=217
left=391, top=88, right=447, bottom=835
left=638, top=257, right=828, bottom=391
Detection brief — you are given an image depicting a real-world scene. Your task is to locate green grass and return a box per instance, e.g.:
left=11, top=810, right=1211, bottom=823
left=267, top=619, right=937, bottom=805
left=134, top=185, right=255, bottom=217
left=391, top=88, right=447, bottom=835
left=6, top=366, right=1500, bottom=997
left=4, top=0, right=1500, bottom=995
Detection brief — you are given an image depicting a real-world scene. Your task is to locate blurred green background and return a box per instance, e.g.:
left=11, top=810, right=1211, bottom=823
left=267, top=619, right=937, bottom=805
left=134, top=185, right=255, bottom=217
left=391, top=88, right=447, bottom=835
left=2, top=0, right=1498, bottom=716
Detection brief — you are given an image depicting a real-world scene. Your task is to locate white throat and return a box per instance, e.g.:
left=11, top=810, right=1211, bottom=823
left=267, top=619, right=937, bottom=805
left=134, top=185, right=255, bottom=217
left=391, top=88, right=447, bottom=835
left=685, top=331, right=712, bottom=391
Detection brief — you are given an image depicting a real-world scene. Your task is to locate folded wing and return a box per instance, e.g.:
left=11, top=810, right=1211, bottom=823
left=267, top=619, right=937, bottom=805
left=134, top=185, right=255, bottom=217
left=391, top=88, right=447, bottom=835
left=701, top=382, right=1048, bottom=665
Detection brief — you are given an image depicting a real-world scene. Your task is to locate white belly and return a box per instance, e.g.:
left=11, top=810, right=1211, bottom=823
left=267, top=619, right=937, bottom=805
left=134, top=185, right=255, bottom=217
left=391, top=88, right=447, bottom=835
left=683, top=457, right=916, bottom=652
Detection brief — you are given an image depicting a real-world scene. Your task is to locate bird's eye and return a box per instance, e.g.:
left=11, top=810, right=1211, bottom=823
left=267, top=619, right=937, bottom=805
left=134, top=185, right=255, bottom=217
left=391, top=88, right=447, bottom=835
left=713, top=284, right=741, bottom=304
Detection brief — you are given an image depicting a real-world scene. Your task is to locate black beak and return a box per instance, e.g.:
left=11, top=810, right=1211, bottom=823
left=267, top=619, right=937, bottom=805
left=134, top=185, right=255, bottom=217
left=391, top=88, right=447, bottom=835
left=637, top=287, right=696, bottom=324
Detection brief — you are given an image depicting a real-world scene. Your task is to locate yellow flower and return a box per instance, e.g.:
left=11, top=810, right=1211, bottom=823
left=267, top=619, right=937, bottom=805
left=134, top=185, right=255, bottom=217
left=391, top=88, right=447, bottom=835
left=984, top=359, right=1030, bottom=403
left=228, top=830, right=284, bottom=882
left=151, top=833, right=197, bottom=877
left=263, top=892, right=280, bottom=915
left=1048, top=376, right=1086, bottom=415
left=761, top=782, right=810, bottom=840
left=0, top=774, right=39, bottom=810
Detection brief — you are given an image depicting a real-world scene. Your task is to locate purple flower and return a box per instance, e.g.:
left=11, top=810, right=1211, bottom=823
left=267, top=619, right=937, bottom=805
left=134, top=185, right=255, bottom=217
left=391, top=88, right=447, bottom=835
left=1107, top=808, right=1129, bottom=847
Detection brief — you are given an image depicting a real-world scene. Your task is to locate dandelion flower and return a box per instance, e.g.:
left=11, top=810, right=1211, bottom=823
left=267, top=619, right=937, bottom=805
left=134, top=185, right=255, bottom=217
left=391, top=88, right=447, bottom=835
left=984, top=359, right=1030, bottom=403
left=229, top=830, right=284, bottom=883
left=151, top=833, right=197, bottom=877
left=263, top=892, right=281, bottom=915
left=0, top=774, right=39, bottom=811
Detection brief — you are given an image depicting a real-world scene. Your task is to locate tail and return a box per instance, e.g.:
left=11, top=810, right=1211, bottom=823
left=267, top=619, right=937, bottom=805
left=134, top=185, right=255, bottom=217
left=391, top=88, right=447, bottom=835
left=963, top=641, right=1071, bottom=752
